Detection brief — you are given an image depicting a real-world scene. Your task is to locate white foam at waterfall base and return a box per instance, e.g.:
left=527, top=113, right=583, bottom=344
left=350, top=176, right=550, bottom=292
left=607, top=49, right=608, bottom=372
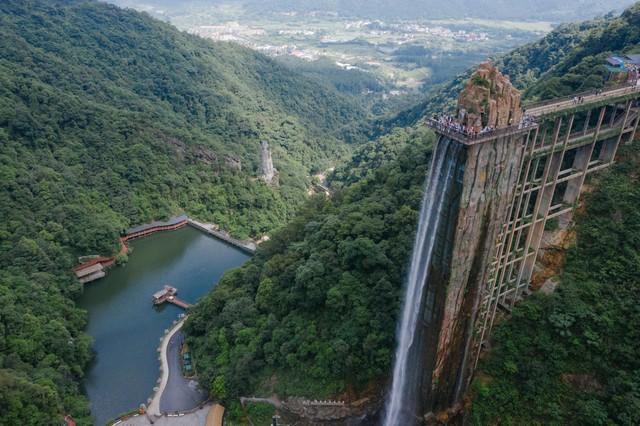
left=383, top=138, right=462, bottom=426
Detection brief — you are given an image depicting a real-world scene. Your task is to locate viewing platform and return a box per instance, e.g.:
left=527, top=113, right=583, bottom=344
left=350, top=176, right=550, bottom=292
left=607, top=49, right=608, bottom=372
left=425, top=118, right=537, bottom=145
left=152, top=286, right=192, bottom=310
left=426, top=81, right=640, bottom=146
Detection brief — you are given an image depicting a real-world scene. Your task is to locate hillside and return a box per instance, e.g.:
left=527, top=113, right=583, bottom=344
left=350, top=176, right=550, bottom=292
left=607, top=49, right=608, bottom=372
left=0, top=0, right=368, bottom=424
left=185, top=131, right=435, bottom=409
left=470, top=142, right=640, bottom=426
left=186, top=3, right=640, bottom=423
left=0, top=0, right=368, bottom=237
left=374, top=3, right=640, bottom=135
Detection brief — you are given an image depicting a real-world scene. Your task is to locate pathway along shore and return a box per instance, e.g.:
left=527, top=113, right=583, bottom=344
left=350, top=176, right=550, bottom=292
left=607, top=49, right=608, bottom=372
left=125, top=317, right=223, bottom=426
left=187, top=218, right=256, bottom=254
left=147, top=319, right=186, bottom=417
left=147, top=318, right=207, bottom=417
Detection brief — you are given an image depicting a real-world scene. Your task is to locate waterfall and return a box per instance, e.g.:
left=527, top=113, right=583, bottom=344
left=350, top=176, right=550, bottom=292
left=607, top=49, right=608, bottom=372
left=383, top=138, right=462, bottom=426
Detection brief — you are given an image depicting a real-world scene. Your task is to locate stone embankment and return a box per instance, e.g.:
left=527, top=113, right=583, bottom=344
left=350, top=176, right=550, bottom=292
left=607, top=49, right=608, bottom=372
left=187, top=219, right=256, bottom=254
left=240, top=394, right=381, bottom=424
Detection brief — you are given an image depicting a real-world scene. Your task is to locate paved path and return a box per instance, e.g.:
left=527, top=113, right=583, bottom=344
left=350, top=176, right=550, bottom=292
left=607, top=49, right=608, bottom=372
left=159, top=330, right=207, bottom=413
left=526, top=83, right=640, bottom=117
left=147, top=320, right=183, bottom=417
left=118, top=405, right=211, bottom=426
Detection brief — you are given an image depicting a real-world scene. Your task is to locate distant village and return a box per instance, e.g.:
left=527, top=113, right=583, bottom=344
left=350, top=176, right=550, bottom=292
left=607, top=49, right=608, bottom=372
left=188, top=19, right=490, bottom=64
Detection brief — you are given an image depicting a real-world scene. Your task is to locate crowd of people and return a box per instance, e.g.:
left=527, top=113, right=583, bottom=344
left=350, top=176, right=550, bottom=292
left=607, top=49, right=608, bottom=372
left=519, top=113, right=536, bottom=129
left=572, top=96, right=586, bottom=105
left=430, top=113, right=537, bottom=140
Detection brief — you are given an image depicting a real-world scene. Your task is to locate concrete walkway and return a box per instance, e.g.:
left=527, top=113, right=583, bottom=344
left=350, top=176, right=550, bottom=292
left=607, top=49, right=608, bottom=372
left=148, top=317, right=208, bottom=417
left=147, top=320, right=183, bottom=417
left=118, top=404, right=224, bottom=426
left=118, top=405, right=211, bottom=426
left=527, top=83, right=640, bottom=117
left=159, top=330, right=207, bottom=413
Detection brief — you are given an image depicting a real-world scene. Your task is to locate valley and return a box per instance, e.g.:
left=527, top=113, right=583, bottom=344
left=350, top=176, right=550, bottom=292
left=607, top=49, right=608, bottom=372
left=114, top=2, right=551, bottom=95
left=1, top=1, right=640, bottom=426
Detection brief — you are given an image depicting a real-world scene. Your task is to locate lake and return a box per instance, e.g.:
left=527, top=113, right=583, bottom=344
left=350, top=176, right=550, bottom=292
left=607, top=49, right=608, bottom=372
left=78, top=226, right=250, bottom=425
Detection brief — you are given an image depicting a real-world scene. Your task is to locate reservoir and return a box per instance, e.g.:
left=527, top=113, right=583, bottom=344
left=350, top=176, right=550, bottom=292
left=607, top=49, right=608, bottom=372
left=78, top=226, right=250, bottom=425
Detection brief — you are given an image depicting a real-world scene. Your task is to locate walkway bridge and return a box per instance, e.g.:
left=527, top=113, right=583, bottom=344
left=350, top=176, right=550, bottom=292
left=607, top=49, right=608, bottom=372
left=417, top=81, right=640, bottom=417
left=153, top=286, right=193, bottom=310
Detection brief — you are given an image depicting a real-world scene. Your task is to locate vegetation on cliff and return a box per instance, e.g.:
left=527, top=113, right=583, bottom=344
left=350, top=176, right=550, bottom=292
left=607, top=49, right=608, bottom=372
left=470, top=141, right=640, bottom=426
left=376, top=3, right=640, bottom=134
left=186, top=2, right=640, bottom=415
left=468, top=7, right=640, bottom=423
left=0, top=0, right=366, bottom=423
left=185, top=132, right=435, bottom=402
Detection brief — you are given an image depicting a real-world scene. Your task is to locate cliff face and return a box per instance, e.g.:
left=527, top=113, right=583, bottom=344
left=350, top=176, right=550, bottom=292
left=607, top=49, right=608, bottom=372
left=419, top=130, right=530, bottom=417
left=408, top=62, right=537, bottom=420
left=260, top=140, right=278, bottom=186
left=457, top=63, right=523, bottom=131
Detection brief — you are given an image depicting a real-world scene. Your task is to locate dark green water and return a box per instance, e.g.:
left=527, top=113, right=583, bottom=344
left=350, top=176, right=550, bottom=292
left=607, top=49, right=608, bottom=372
left=77, top=226, right=250, bottom=425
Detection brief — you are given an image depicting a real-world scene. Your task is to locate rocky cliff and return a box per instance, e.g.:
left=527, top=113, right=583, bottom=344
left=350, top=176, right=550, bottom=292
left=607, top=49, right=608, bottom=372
left=260, top=140, right=279, bottom=186
left=457, top=63, right=523, bottom=131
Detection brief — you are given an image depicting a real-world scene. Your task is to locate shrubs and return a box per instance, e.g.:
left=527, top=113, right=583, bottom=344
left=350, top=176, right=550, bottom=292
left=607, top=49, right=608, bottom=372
left=470, top=143, right=640, bottom=425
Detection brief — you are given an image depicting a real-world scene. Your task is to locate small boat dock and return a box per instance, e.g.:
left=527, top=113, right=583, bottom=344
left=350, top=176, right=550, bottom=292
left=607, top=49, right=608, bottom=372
left=152, top=285, right=192, bottom=309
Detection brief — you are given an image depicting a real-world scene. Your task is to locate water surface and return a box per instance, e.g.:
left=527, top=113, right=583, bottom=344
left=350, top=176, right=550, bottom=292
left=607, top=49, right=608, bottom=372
left=78, top=226, right=250, bottom=425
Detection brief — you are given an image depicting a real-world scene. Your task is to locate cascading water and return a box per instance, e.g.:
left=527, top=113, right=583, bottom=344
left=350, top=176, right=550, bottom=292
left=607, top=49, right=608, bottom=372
left=383, top=138, right=462, bottom=426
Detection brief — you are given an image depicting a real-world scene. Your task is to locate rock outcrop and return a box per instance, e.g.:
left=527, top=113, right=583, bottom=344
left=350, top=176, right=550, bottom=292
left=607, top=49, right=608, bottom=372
left=260, top=140, right=278, bottom=186
left=224, top=155, right=242, bottom=172
left=414, top=122, right=533, bottom=416
left=457, top=62, right=523, bottom=131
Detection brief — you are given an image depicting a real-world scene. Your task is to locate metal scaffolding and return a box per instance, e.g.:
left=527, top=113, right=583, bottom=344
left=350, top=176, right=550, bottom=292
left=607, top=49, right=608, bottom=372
left=472, top=93, right=640, bottom=368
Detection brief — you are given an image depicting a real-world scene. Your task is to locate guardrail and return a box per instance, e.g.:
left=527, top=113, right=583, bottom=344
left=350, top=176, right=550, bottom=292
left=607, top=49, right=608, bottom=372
left=425, top=118, right=537, bottom=145
left=523, top=81, right=639, bottom=111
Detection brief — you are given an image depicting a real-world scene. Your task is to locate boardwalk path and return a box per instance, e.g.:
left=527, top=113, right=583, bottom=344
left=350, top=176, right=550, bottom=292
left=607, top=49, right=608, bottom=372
left=526, top=83, right=640, bottom=117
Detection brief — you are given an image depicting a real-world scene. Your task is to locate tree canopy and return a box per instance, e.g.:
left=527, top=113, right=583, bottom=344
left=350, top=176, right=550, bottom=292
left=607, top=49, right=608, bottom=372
left=0, top=0, right=367, bottom=423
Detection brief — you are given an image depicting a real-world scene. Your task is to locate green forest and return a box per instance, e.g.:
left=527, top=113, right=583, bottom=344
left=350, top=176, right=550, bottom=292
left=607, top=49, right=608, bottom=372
left=186, top=2, right=640, bottom=424
left=470, top=142, right=640, bottom=426
left=1, top=0, right=640, bottom=424
left=0, top=0, right=367, bottom=424
left=185, top=132, right=435, bottom=403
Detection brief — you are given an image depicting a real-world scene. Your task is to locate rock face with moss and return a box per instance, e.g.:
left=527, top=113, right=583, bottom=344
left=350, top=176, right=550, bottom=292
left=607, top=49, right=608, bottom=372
left=417, top=64, right=531, bottom=418
left=260, top=140, right=279, bottom=186
left=457, top=63, right=523, bottom=130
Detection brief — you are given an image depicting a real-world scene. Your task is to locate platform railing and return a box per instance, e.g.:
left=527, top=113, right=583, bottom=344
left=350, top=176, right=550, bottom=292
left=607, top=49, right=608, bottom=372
left=425, top=118, right=538, bottom=145
left=523, top=80, right=640, bottom=111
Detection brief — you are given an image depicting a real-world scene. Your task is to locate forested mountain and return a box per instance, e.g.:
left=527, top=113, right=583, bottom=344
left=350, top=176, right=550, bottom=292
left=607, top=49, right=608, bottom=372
left=374, top=3, right=640, bottom=136
left=109, top=0, right=634, bottom=22
left=185, top=130, right=436, bottom=408
left=186, top=3, right=640, bottom=423
left=0, top=0, right=367, bottom=423
left=2, top=0, right=640, bottom=423
left=470, top=142, right=640, bottom=426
